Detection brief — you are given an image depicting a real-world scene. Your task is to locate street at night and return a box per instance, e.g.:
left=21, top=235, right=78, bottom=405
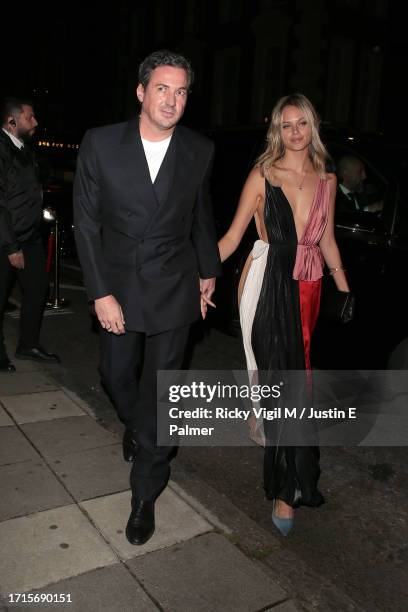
left=1, top=1, right=408, bottom=611
left=2, top=262, right=406, bottom=610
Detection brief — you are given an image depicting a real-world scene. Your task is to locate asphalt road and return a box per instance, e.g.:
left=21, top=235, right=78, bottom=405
left=10, top=260, right=407, bottom=612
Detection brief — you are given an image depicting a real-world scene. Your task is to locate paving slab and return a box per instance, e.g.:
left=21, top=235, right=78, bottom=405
left=169, top=480, right=232, bottom=534
left=0, top=504, right=118, bottom=594
left=6, top=565, right=158, bottom=612
left=0, top=390, right=86, bottom=424
left=80, top=487, right=213, bottom=560
left=52, top=444, right=129, bottom=501
left=0, top=426, right=38, bottom=466
left=265, top=600, right=303, bottom=611
left=61, top=386, right=98, bottom=418
left=1, top=345, right=41, bottom=372
left=20, top=415, right=118, bottom=459
left=0, top=371, right=58, bottom=396
left=127, top=532, right=286, bottom=611
left=0, top=459, right=72, bottom=521
left=11, top=359, right=42, bottom=373
left=0, top=405, right=13, bottom=427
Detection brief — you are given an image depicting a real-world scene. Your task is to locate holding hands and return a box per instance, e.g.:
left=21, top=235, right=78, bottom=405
left=200, top=277, right=216, bottom=320
left=8, top=250, right=25, bottom=269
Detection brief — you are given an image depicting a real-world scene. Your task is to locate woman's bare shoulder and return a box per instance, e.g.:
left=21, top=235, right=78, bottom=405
left=267, top=163, right=285, bottom=186
left=244, top=165, right=265, bottom=193
left=247, top=165, right=264, bottom=182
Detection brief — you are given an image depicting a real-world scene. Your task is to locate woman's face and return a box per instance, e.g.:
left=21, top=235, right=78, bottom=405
left=280, top=105, right=312, bottom=152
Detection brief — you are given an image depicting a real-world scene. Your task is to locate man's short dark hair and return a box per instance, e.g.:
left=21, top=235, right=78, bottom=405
left=0, top=96, right=33, bottom=126
left=138, top=49, right=194, bottom=90
left=337, top=155, right=362, bottom=180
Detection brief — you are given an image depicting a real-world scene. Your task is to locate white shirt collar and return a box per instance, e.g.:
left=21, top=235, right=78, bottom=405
left=2, top=128, right=24, bottom=149
left=339, top=183, right=353, bottom=196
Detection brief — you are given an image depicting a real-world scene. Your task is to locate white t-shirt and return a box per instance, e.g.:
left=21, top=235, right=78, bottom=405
left=141, top=135, right=172, bottom=183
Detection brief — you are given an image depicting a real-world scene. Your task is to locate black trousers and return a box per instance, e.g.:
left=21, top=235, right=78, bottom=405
left=0, top=242, right=49, bottom=360
left=99, top=325, right=190, bottom=502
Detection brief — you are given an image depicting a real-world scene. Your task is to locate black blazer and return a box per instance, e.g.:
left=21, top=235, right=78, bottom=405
left=73, top=118, right=222, bottom=334
left=0, top=130, right=43, bottom=255
left=336, top=185, right=369, bottom=214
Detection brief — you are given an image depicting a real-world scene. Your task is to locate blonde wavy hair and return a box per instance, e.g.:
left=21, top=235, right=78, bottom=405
left=257, top=93, right=330, bottom=180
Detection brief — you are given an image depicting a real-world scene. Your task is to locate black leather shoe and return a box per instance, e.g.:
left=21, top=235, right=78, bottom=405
left=123, top=429, right=138, bottom=462
left=126, top=501, right=155, bottom=545
left=15, top=346, right=60, bottom=363
left=0, top=358, right=16, bottom=373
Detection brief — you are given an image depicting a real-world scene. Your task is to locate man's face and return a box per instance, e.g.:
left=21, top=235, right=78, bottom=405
left=136, top=66, right=188, bottom=136
left=15, top=104, right=38, bottom=141
left=345, top=160, right=367, bottom=191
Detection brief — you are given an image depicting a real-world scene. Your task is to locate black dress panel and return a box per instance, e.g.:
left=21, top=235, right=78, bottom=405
left=251, top=181, right=324, bottom=508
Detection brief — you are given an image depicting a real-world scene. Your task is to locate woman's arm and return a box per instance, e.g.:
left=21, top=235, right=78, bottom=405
left=319, top=174, right=350, bottom=292
left=218, top=166, right=264, bottom=263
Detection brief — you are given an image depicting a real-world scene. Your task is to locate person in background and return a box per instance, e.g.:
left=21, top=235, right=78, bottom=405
left=336, top=155, right=383, bottom=213
left=0, top=97, right=60, bottom=373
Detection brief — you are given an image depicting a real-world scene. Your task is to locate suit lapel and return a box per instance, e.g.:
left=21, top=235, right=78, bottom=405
left=118, top=117, right=160, bottom=213
left=152, top=133, right=176, bottom=206
left=142, top=127, right=196, bottom=235
left=119, top=118, right=179, bottom=210
left=115, top=121, right=197, bottom=235
left=166, top=127, right=195, bottom=202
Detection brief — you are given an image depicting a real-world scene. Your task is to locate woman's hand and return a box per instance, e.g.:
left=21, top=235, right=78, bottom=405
left=200, top=279, right=216, bottom=320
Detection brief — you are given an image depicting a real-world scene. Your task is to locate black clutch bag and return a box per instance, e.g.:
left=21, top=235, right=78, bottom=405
left=320, top=284, right=355, bottom=324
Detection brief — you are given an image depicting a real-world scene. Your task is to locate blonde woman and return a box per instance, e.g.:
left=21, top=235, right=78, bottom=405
left=216, top=94, right=350, bottom=535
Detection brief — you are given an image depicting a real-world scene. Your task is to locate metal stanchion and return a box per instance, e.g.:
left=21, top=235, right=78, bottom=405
left=43, top=207, right=69, bottom=310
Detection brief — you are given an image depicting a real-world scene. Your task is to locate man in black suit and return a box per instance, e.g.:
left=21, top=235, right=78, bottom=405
left=336, top=155, right=368, bottom=213
left=336, top=155, right=384, bottom=215
left=0, top=97, right=60, bottom=372
left=74, top=50, right=222, bottom=545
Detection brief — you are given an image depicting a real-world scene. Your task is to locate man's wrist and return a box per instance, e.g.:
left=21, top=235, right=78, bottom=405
left=5, top=244, right=21, bottom=255
left=94, top=294, right=113, bottom=302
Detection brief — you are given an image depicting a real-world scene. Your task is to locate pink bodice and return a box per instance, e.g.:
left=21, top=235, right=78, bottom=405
left=292, top=178, right=330, bottom=281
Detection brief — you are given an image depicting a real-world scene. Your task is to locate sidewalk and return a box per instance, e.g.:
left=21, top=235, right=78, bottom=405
left=0, top=353, right=300, bottom=612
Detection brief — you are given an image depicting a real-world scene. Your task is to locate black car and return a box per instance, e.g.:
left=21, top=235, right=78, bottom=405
left=205, top=124, right=408, bottom=368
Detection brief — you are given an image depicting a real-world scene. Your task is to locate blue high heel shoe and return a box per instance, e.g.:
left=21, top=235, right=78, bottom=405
left=272, top=499, right=294, bottom=536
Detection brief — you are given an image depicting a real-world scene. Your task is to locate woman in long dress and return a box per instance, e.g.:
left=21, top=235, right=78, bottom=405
left=213, top=94, right=350, bottom=535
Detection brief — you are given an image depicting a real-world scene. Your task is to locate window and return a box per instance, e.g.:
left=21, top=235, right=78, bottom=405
left=326, top=143, right=387, bottom=225
left=211, top=47, right=241, bottom=125
left=366, top=0, right=388, bottom=18
left=217, top=0, right=242, bottom=23
left=251, top=44, right=283, bottom=123
left=354, top=45, right=383, bottom=132
left=325, top=37, right=354, bottom=124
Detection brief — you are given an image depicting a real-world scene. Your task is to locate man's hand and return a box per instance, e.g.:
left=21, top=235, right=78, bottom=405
left=199, top=277, right=216, bottom=320
left=8, top=251, right=25, bottom=269
left=94, top=295, right=125, bottom=334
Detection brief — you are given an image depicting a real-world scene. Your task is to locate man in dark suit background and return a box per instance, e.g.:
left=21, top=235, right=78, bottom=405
left=0, top=97, right=60, bottom=372
left=336, top=155, right=383, bottom=214
left=336, top=155, right=368, bottom=213
left=74, top=50, right=222, bottom=545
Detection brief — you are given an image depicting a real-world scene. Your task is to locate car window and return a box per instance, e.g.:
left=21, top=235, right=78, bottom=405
left=394, top=195, right=408, bottom=239
left=326, top=142, right=387, bottom=226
